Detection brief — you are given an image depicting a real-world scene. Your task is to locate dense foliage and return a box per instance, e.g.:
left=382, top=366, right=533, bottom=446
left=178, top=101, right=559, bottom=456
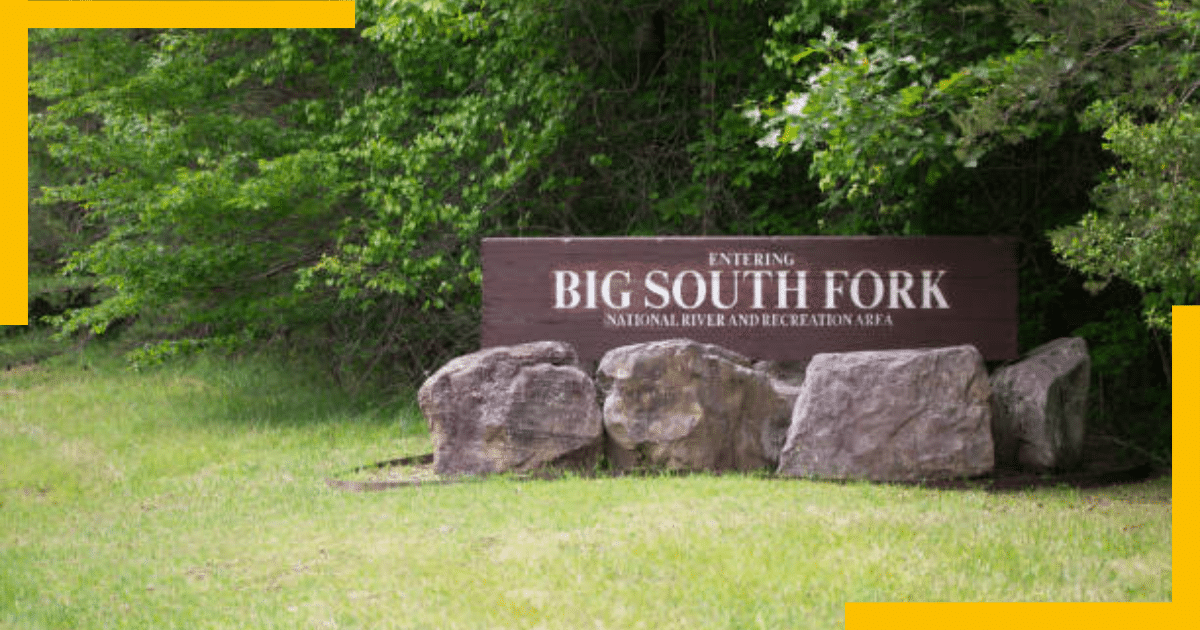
left=28, top=0, right=1186, bottom=458
left=752, top=0, right=1197, bottom=338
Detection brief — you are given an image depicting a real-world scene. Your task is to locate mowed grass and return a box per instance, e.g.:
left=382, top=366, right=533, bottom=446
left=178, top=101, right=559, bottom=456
left=0, top=345, right=1171, bottom=629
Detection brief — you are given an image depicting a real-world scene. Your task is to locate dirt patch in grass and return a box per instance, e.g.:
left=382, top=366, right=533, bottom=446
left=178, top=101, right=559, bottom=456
left=3, top=362, right=45, bottom=376
left=325, top=452, right=448, bottom=491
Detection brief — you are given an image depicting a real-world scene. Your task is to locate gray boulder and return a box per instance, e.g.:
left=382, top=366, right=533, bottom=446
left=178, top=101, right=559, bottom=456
left=417, top=341, right=603, bottom=476
left=597, top=339, right=793, bottom=472
left=777, top=345, right=994, bottom=482
left=989, top=337, right=1090, bottom=472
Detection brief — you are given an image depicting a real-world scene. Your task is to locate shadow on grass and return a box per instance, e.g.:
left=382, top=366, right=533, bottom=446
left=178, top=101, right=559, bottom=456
left=160, top=353, right=427, bottom=434
left=5, top=340, right=429, bottom=435
left=325, top=450, right=1169, bottom=494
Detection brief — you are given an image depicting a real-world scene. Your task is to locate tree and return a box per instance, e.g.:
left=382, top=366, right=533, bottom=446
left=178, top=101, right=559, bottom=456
left=28, top=1, right=822, bottom=379
left=749, top=0, right=1198, bottom=335
left=28, top=2, right=579, bottom=384
left=27, top=0, right=1180, bottom=457
left=741, top=0, right=1177, bottom=457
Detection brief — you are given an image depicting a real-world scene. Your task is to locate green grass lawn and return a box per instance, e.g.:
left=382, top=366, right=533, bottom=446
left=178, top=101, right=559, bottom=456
left=0, top=344, right=1171, bottom=629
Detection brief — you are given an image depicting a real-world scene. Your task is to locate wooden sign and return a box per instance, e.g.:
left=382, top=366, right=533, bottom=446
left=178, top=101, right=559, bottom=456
left=482, top=237, right=1018, bottom=364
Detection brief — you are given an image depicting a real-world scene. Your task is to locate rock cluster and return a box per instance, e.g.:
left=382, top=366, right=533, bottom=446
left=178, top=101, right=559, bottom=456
left=417, top=337, right=1090, bottom=481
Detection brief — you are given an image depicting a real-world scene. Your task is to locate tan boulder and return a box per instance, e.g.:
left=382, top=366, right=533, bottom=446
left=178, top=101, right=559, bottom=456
left=418, top=341, right=603, bottom=476
left=597, top=338, right=793, bottom=472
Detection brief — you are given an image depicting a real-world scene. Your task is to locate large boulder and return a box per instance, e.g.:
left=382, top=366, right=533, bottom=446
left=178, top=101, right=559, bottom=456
left=596, top=338, right=793, bottom=472
left=777, top=345, right=994, bottom=482
left=417, top=341, right=603, bottom=476
left=989, top=337, right=1090, bottom=472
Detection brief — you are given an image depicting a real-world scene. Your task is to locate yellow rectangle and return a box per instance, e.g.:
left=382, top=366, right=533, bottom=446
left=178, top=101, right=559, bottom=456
left=24, top=2, right=355, bottom=28
left=3, top=25, right=28, bottom=324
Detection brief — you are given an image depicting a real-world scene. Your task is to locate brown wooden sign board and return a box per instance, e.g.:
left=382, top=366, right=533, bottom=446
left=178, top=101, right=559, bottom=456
left=482, top=237, right=1018, bottom=364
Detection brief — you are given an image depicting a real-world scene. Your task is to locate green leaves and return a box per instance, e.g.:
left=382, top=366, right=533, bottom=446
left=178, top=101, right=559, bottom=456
left=30, top=4, right=577, bottom=364
left=746, top=2, right=1020, bottom=231
left=743, top=0, right=1197, bottom=330
left=1051, top=105, right=1200, bottom=332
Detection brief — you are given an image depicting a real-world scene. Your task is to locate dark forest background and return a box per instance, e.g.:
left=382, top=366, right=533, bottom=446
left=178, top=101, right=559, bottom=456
left=24, top=1, right=1196, bottom=462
